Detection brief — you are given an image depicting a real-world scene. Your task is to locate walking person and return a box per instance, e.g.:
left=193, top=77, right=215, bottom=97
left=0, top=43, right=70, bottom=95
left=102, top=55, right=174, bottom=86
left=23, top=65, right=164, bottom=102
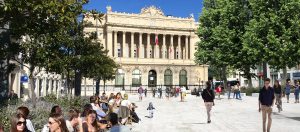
left=294, top=81, right=300, bottom=103
left=285, top=80, right=291, bottom=103
left=215, top=85, right=222, bottom=100
left=138, top=86, right=144, bottom=101
left=258, top=78, right=275, bottom=132
left=144, top=88, right=148, bottom=97
left=152, top=88, right=156, bottom=98
left=273, top=80, right=283, bottom=112
left=236, top=83, right=242, bottom=100
left=201, top=81, right=215, bottom=123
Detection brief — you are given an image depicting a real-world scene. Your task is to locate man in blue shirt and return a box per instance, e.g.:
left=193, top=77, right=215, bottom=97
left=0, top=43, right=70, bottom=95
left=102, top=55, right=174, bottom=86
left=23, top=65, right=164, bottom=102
left=258, top=78, right=275, bottom=132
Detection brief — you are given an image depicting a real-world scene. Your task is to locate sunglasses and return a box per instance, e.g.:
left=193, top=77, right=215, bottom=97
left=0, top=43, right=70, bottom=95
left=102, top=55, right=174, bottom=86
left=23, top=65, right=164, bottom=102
left=17, top=121, right=26, bottom=126
left=99, top=120, right=108, bottom=124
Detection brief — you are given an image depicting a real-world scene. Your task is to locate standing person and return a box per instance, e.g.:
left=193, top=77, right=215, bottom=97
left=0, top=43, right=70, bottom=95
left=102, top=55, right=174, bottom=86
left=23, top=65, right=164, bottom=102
left=144, top=88, right=148, bottom=97
left=201, top=81, right=215, bottom=123
left=294, top=81, right=300, bottom=103
left=236, top=83, right=242, bottom=100
left=118, top=94, right=131, bottom=125
left=152, top=88, right=156, bottom=98
left=159, top=88, right=163, bottom=99
left=47, top=113, right=69, bottom=132
left=216, top=85, right=222, bottom=100
left=17, top=106, right=35, bottom=132
left=10, top=113, right=31, bottom=132
left=147, top=102, right=155, bottom=118
left=166, top=87, right=170, bottom=100
left=66, top=109, right=83, bottom=132
left=137, top=86, right=144, bottom=101
left=227, top=83, right=232, bottom=99
left=285, top=80, right=291, bottom=103
left=258, top=78, right=275, bottom=132
left=273, top=80, right=283, bottom=112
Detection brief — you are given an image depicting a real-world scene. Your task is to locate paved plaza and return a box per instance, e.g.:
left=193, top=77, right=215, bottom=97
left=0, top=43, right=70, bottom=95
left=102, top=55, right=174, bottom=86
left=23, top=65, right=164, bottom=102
left=126, top=94, right=300, bottom=132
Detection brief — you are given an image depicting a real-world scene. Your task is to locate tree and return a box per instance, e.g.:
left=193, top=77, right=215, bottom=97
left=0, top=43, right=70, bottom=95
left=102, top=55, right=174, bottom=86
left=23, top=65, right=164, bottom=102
left=244, top=0, right=300, bottom=86
left=0, top=0, right=89, bottom=106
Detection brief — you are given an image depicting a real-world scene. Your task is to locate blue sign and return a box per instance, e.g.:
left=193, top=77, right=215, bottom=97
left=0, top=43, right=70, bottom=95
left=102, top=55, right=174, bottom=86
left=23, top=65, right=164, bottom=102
left=21, top=75, right=29, bottom=83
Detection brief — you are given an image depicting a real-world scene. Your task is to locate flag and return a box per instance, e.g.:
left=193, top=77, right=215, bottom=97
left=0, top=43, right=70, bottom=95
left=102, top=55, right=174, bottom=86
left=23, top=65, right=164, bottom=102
left=155, top=35, right=158, bottom=45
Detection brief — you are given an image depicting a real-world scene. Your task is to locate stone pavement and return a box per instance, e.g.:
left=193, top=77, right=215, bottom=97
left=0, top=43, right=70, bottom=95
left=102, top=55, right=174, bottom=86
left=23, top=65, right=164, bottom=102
left=126, top=94, right=300, bottom=132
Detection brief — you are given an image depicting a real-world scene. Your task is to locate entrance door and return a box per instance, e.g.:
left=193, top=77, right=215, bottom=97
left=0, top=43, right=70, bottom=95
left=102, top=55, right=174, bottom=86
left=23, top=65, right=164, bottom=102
left=148, top=70, right=157, bottom=87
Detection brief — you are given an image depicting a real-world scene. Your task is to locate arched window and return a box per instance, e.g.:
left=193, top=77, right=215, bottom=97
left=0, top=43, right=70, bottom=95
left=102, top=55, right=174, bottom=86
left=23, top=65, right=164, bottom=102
left=132, top=69, right=141, bottom=86
left=115, top=69, right=125, bottom=86
left=164, top=69, right=173, bottom=86
left=179, top=69, right=187, bottom=86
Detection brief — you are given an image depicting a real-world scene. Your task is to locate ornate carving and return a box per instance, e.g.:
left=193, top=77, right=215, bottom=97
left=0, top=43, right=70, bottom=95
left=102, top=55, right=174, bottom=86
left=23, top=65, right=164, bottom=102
left=140, top=6, right=164, bottom=17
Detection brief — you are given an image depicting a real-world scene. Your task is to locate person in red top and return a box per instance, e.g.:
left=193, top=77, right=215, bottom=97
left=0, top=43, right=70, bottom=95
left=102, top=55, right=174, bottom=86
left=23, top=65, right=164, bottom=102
left=216, top=85, right=222, bottom=100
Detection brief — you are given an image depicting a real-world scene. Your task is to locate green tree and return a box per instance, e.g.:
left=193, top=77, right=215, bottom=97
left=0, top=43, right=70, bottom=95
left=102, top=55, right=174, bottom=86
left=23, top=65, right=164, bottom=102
left=244, top=0, right=300, bottom=86
left=0, top=0, right=89, bottom=106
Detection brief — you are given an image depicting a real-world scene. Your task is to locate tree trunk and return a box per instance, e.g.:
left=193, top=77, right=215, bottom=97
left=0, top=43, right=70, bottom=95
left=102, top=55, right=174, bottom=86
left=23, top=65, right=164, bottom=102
left=29, top=66, right=37, bottom=108
left=95, top=79, right=100, bottom=96
left=66, top=70, right=71, bottom=99
left=221, top=66, right=228, bottom=90
left=74, top=70, right=81, bottom=96
left=245, top=66, right=253, bottom=88
left=282, top=67, right=287, bottom=87
left=104, top=80, right=106, bottom=93
left=263, top=62, right=268, bottom=80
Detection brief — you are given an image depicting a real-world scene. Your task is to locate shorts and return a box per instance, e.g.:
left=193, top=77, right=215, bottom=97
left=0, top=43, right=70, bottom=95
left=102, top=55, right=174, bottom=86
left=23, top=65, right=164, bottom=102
left=139, top=93, right=143, bottom=97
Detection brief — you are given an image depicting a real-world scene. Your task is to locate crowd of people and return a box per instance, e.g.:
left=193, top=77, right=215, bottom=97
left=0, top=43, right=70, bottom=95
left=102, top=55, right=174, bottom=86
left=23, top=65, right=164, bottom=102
left=5, top=92, right=142, bottom=132
left=137, top=86, right=188, bottom=102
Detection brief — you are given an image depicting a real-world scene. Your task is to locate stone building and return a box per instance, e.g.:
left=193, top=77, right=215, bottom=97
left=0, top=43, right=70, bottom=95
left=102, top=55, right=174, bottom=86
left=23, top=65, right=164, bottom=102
left=83, top=6, right=207, bottom=90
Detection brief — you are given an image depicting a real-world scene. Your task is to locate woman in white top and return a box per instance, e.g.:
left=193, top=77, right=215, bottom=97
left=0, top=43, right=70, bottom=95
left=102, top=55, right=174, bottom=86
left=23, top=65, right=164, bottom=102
left=118, top=93, right=132, bottom=124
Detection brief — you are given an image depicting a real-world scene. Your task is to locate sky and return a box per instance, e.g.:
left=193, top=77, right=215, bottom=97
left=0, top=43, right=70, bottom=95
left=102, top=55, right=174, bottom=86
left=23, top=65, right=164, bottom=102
left=84, top=0, right=204, bottom=21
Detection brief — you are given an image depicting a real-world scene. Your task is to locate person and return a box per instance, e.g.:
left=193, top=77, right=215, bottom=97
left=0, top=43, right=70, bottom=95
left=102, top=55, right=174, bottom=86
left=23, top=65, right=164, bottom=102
left=130, top=103, right=140, bottom=123
left=180, top=86, right=187, bottom=101
left=175, top=87, right=180, bottom=97
left=146, top=102, right=155, bottom=118
left=201, top=81, right=215, bottom=123
left=17, top=106, right=35, bottom=132
left=285, top=80, right=291, bottom=103
left=90, top=96, right=106, bottom=119
left=236, top=83, right=242, bottom=100
left=215, top=85, right=222, bottom=100
left=258, top=78, right=275, bottom=132
left=273, top=80, right=283, bottom=112
left=152, top=88, right=156, bottom=98
left=10, top=113, right=31, bottom=132
left=227, top=83, right=232, bottom=99
left=166, top=87, right=170, bottom=99
left=159, top=88, right=163, bottom=99
left=51, top=105, right=63, bottom=115
left=144, top=88, right=148, bottom=97
left=47, top=113, right=69, bottom=132
left=82, top=110, right=99, bottom=132
left=118, top=94, right=131, bottom=125
left=294, top=81, right=300, bottom=103
left=66, top=109, right=83, bottom=132
left=137, top=86, right=144, bottom=101
left=100, top=93, right=109, bottom=113
left=108, top=113, right=130, bottom=132
left=109, top=92, right=122, bottom=113
left=81, top=104, right=93, bottom=122
left=108, top=93, right=115, bottom=102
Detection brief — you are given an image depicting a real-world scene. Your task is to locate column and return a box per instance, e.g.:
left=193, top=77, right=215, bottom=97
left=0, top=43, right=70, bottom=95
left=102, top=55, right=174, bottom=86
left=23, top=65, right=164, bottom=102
left=155, top=34, right=159, bottom=58
left=122, top=31, right=126, bottom=57
left=107, top=30, right=113, bottom=56
left=170, top=35, right=174, bottom=59
left=131, top=32, right=135, bottom=58
left=178, top=35, right=181, bottom=59
left=190, top=36, right=194, bottom=60
left=185, top=36, right=188, bottom=59
left=147, top=33, right=150, bottom=58
left=163, top=34, right=166, bottom=59
left=114, top=31, right=118, bottom=57
left=139, top=33, right=143, bottom=58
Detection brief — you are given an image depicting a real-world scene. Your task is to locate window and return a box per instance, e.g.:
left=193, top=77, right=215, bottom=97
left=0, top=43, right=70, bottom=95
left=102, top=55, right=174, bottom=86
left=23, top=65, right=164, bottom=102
left=118, top=48, right=121, bottom=57
left=134, top=49, right=137, bottom=58
left=176, top=51, right=179, bottom=59
left=115, top=69, right=125, bottom=86
left=179, top=70, right=187, bottom=86
left=164, top=69, right=173, bottom=86
left=132, top=69, right=141, bottom=86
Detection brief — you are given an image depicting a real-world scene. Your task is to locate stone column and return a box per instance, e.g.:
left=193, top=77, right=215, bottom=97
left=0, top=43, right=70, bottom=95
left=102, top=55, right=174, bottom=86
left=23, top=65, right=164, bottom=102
left=185, top=36, right=188, bottom=59
left=131, top=32, right=135, bottom=58
left=107, top=30, right=113, bottom=56
left=114, top=31, right=118, bottom=57
left=147, top=33, right=150, bottom=58
left=170, top=35, right=174, bottom=59
left=163, top=34, right=166, bottom=59
left=155, top=34, right=159, bottom=58
left=190, top=35, right=195, bottom=60
left=139, top=33, right=143, bottom=58
left=178, top=35, right=181, bottom=59
left=122, top=31, right=126, bottom=57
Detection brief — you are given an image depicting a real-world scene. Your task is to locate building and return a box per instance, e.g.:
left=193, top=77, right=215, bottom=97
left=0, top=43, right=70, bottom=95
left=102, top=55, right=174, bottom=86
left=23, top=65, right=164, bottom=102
left=83, top=6, right=207, bottom=91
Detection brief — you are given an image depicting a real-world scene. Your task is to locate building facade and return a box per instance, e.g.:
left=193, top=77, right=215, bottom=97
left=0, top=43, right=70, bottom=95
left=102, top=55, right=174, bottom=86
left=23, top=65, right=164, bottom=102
left=84, top=6, right=207, bottom=89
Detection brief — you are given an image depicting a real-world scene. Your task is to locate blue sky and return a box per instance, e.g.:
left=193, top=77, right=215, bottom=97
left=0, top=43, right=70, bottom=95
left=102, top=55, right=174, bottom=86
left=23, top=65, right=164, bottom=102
left=84, top=0, right=203, bottom=21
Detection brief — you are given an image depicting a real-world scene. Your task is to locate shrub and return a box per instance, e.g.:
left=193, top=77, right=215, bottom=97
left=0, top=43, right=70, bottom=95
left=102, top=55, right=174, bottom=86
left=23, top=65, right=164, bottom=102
left=241, top=87, right=260, bottom=96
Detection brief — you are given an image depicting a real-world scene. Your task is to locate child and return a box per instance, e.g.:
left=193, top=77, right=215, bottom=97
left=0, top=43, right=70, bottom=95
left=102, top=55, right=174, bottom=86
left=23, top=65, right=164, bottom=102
left=147, top=102, right=155, bottom=118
